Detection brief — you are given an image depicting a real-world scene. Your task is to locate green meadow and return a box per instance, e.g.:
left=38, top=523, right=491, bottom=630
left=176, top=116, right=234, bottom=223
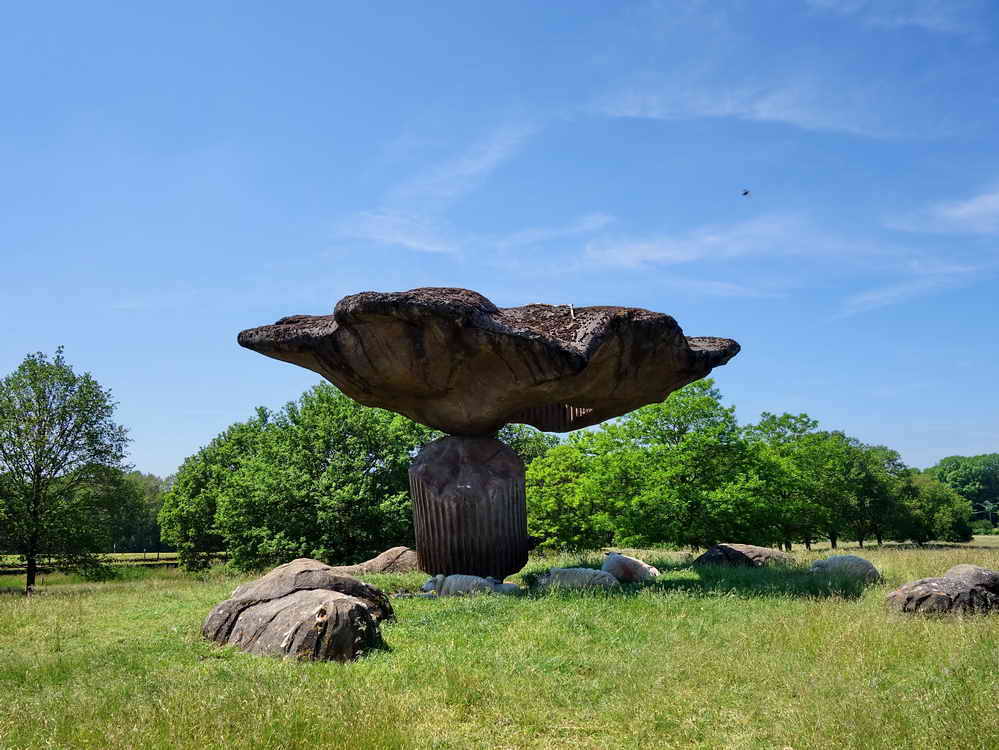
left=2, top=539, right=998, bottom=750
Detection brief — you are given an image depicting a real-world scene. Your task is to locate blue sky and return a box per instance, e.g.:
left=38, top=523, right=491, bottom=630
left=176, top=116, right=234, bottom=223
left=2, top=0, right=998, bottom=476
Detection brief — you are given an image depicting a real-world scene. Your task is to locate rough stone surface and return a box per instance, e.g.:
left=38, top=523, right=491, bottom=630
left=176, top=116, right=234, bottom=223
left=238, top=287, right=740, bottom=435
left=692, top=544, right=792, bottom=568
left=410, top=436, right=528, bottom=579
left=329, top=546, right=419, bottom=576
left=886, top=576, right=999, bottom=614
left=943, top=564, right=999, bottom=594
left=536, top=567, right=620, bottom=590
left=203, top=558, right=390, bottom=661
left=601, top=552, right=660, bottom=582
left=809, top=555, right=880, bottom=582
left=419, top=574, right=522, bottom=596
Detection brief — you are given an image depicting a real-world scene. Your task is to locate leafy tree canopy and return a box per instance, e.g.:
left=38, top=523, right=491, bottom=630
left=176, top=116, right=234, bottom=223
left=0, top=348, right=134, bottom=591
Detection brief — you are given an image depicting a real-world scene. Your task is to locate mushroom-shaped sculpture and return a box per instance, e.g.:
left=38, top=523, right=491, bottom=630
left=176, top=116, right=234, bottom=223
left=239, top=287, right=739, bottom=578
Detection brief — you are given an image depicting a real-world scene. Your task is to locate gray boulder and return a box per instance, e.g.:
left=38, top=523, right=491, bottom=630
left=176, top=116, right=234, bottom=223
left=203, top=558, right=391, bottom=662
left=943, top=564, right=999, bottom=594
left=886, top=576, right=999, bottom=614
left=809, top=555, right=880, bottom=582
left=328, top=546, right=420, bottom=576
left=886, top=564, right=999, bottom=614
left=692, top=544, right=791, bottom=568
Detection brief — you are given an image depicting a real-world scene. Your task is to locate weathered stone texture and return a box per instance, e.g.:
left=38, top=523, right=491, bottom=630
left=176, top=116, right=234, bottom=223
left=238, top=287, right=740, bottom=435
left=692, top=544, right=792, bottom=568
left=203, top=558, right=391, bottom=662
left=409, top=436, right=528, bottom=579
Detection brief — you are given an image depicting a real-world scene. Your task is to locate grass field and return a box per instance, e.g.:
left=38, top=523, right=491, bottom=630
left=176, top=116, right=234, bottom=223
left=2, top=539, right=998, bottom=749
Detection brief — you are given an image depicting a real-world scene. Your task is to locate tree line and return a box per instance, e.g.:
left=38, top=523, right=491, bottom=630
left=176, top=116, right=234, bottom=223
left=1, top=350, right=995, bottom=588
left=526, top=380, right=974, bottom=552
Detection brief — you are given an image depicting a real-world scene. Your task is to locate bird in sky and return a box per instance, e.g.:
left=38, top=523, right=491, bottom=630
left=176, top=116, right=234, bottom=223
left=741, top=188, right=751, bottom=197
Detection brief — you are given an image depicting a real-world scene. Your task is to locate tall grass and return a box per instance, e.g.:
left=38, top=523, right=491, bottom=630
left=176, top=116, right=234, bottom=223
left=1, top=540, right=998, bottom=749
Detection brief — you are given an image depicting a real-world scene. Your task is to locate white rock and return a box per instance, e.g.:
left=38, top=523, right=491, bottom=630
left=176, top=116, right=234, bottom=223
left=536, top=567, right=620, bottom=590
left=435, top=574, right=498, bottom=596
left=809, top=554, right=880, bottom=582
left=601, top=552, right=660, bottom=582
left=491, top=582, right=522, bottom=595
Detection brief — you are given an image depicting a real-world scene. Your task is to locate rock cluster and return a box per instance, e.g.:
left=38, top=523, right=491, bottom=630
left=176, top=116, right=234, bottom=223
left=886, top=564, right=999, bottom=614
left=809, top=554, right=880, bottom=582
left=203, top=558, right=391, bottom=662
left=692, top=544, right=792, bottom=568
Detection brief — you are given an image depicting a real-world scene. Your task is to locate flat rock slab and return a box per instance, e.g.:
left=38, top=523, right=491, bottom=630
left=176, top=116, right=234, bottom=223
left=329, top=546, right=420, bottom=576
left=203, top=558, right=392, bottom=662
left=809, top=555, right=880, bottom=582
left=886, top=576, right=999, bottom=614
left=238, top=287, right=739, bottom=435
left=692, top=544, right=792, bottom=568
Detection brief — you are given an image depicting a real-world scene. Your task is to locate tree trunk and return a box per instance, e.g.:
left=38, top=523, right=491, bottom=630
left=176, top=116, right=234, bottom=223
left=858, top=538, right=864, bottom=548
left=830, top=534, right=838, bottom=549
left=875, top=531, right=883, bottom=546
left=25, top=555, right=37, bottom=594
left=804, top=538, right=812, bottom=551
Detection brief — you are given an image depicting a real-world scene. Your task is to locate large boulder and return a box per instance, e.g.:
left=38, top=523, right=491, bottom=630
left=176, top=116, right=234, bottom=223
left=809, top=555, right=880, bottom=583
left=203, top=558, right=392, bottom=662
left=692, top=544, right=791, bottom=568
left=601, top=552, right=660, bottom=582
left=238, top=287, right=740, bottom=436
left=886, top=576, right=999, bottom=614
left=536, top=567, right=620, bottom=590
left=329, top=546, right=420, bottom=576
left=943, top=564, right=999, bottom=594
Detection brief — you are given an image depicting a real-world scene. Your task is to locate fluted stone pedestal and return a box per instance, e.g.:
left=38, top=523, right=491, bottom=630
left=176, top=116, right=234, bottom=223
left=409, top=436, right=528, bottom=579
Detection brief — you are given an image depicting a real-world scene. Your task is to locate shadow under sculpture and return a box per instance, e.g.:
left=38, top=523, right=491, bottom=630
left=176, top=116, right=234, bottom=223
left=238, top=287, right=740, bottom=579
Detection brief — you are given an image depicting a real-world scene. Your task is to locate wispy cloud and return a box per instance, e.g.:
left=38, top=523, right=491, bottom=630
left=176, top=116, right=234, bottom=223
left=584, top=215, right=809, bottom=268
left=837, top=258, right=989, bottom=316
left=594, top=75, right=893, bottom=137
left=497, top=213, right=615, bottom=249
left=337, top=123, right=537, bottom=255
left=386, top=123, right=536, bottom=209
left=338, top=210, right=459, bottom=254
left=807, top=0, right=986, bottom=35
left=887, top=185, right=999, bottom=234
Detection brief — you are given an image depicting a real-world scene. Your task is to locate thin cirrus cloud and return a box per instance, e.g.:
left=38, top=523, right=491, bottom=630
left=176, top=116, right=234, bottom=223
left=496, top=212, right=615, bottom=249
left=341, top=210, right=459, bottom=255
left=806, top=0, right=986, bottom=35
left=385, top=122, right=536, bottom=209
left=584, top=215, right=809, bottom=268
left=339, top=122, right=537, bottom=255
left=594, top=76, right=893, bottom=138
left=886, top=185, right=999, bottom=234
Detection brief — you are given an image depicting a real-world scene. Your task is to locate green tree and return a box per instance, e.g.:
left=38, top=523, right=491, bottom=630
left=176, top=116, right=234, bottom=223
left=926, top=454, right=999, bottom=520
left=161, top=385, right=438, bottom=571
left=159, top=410, right=269, bottom=569
left=898, top=474, right=973, bottom=545
left=112, top=471, right=168, bottom=554
left=0, top=349, right=133, bottom=592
